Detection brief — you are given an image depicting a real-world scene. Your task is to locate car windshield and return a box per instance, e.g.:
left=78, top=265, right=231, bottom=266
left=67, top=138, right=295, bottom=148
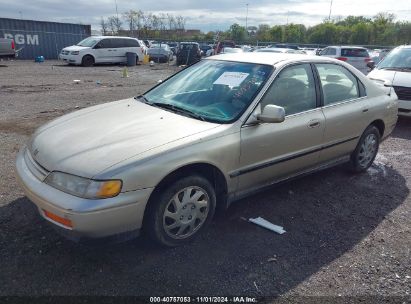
left=378, top=48, right=411, bottom=69
left=151, top=44, right=168, bottom=49
left=77, top=37, right=99, bottom=47
left=141, top=60, right=273, bottom=123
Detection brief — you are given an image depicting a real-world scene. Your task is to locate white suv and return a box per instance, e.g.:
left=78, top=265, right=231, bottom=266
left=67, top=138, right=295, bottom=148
left=60, top=36, right=145, bottom=67
left=368, top=45, right=411, bottom=117
left=319, top=46, right=372, bottom=74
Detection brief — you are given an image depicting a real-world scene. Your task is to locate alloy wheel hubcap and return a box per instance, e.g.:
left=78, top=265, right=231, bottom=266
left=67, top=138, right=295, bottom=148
left=163, top=186, right=209, bottom=239
left=358, top=133, right=378, bottom=168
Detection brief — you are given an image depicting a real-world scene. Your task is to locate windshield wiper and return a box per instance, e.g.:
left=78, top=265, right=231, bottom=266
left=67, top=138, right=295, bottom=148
left=135, top=95, right=149, bottom=103
left=150, top=102, right=205, bottom=121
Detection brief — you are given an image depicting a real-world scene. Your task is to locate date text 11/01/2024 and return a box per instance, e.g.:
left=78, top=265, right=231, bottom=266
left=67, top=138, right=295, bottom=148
left=149, top=297, right=258, bottom=303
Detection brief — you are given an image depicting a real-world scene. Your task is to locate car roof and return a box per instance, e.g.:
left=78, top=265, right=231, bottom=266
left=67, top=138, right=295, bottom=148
left=207, top=52, right=331, bottom=66
left=328, top=46, right=367, bottom=49
left=92, top=36, right=137, bottom=40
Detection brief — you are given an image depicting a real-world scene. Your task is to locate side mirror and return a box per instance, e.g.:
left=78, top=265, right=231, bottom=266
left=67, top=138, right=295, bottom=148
left=367, top=61, right=375, bottom=70
left=93, top=44, right=101, bottom=49
left=257, top=105, right=285, bottom=123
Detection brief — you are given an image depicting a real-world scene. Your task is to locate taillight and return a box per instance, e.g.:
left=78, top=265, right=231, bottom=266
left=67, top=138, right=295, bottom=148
left=11, top=40, right=15, bottom=50
left=337, top=57, right=348, bottom=61
left=364, top=57, right=372, bottom=62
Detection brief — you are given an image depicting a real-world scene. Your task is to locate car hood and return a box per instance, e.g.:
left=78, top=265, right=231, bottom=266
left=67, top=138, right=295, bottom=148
left=29, top=98, right=220, bottom=178
left=368, top=69, right=411, bottom=87
left=63, top=45, right=91, bottom=52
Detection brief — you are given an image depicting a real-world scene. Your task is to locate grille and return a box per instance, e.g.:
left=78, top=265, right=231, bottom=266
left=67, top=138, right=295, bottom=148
left=393, top=86, right=411, bottom=101
left=24, top=149, right=50, bottom=181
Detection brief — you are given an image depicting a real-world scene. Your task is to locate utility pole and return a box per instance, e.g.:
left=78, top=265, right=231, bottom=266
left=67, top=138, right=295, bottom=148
left=114, top=0, right=119, bottom=20
left=328, top=0, right=333, bottom=22
left=19, top=11, right=23, bottom=19
left=245, top=3, right=249, bottom=32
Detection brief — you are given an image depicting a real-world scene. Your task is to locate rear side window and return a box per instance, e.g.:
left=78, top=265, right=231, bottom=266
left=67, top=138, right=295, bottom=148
left=316, top=63, right=360, bottom=105
left=124, top=39, right=140, bottom=47
left=341, top=48, right=369, bottom=57
left=109, top=39, right=122, bottom=48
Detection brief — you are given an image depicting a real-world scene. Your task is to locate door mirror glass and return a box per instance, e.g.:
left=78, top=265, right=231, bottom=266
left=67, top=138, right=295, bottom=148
left=367, top=61, right=375, bottom=70
left=257, top=105, right=285, bottom=123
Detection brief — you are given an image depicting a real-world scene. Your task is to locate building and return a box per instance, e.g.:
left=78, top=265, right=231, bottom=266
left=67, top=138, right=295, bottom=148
left=0, top=18, right=91, bottom=60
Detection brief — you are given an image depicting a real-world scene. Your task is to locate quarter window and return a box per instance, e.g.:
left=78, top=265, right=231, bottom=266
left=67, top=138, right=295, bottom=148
left=260, top=64, right=317, bottom=115
left=316, top=63, right=360, bottom=105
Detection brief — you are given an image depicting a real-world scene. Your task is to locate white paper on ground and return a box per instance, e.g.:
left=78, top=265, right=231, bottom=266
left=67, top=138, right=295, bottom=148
left=249, top=217, right=286, bottom=234
left=213, top=72, right=249, bottom=87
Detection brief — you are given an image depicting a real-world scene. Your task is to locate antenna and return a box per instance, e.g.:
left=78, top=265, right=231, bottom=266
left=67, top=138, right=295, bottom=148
left=245, top=3, right=249, bottom=31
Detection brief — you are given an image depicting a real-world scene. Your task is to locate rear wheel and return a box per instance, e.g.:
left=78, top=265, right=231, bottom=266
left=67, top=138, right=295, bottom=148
left=145, top=175, right=216, bottom=247
left=81, top=55, right=94, bottom=67
left=349, top=125, right=380, bottom=172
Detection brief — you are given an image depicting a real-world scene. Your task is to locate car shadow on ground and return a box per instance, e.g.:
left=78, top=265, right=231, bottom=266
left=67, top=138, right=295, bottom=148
left=390, top=117, right=411, bottom=140
left=0, top=157, right=408, bottom=296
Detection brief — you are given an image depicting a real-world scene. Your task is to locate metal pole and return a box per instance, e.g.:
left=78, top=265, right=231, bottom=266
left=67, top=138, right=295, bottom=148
left=328, top=0, right=333, bottom=22
left=114, top=0, right=119, bottom=20
left=245, top=4, right=249, bottom=32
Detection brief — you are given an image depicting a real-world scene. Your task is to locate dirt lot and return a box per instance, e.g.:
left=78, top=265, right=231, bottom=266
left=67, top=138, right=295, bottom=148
left=0, top=60, right=410, bottom=300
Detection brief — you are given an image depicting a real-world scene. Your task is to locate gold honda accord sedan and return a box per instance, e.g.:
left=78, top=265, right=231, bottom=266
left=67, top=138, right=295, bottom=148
left=16, top=53, right=398, bottom=246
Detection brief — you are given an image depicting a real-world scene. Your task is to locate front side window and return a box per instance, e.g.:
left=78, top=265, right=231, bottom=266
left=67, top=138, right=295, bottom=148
left=95, top=39, right=111, bottom=49
left=259, top=64, right=317, bottom=116
left=316, top=63, right=359, bottom=105
left=142, top=60, right=273, bottom=123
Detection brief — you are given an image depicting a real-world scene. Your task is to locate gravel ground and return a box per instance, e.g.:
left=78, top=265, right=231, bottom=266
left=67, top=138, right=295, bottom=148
left=0, top=60, right=410, bottom=300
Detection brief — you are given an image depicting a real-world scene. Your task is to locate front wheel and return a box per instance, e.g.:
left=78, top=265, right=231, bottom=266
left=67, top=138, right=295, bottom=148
left=81, top=55, right=94, bottom=67
left=349, top=125, right=380, bottom=172
left=145, top=175, right=216, bottom=247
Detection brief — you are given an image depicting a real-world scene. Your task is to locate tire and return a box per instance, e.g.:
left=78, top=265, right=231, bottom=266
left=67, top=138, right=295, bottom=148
left=145, top=175, right=216, bottom=247
left=81, top=55, right=94, bottom=67
left=349, top=125, right=380, bottom=173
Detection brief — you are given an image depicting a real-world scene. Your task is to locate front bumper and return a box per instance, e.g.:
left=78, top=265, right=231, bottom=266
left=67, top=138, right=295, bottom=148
left=15, top=147, right=153, bottom=239
left=59, top=53, right=82, bottom=65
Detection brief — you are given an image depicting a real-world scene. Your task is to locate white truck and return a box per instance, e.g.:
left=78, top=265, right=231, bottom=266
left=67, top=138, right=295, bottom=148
left=0, top=38, right=16, bottom=58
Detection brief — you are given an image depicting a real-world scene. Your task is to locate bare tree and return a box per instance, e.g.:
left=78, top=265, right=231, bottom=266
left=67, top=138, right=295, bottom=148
left=107, top=15, right=122, bottom=35
left=100, top=17, right=108, bottom=35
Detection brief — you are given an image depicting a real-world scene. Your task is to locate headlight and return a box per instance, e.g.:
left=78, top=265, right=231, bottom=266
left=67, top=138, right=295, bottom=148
left=71, top=51, right=80, bottom=55
left=45, top=171, right=122, bottom=199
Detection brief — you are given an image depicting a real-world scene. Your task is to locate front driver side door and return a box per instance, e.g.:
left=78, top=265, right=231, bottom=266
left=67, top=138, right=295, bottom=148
left=236, top=63, right=326, bottom=195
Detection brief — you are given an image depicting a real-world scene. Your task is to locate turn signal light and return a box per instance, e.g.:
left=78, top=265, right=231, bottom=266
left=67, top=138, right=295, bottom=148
left=43, top=210, right=73, bottom=228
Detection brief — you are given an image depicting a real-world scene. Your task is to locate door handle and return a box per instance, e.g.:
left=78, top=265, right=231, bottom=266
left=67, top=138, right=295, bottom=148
left=362, top=108, right=369, bottom=113
left=308, top=120, right=321, bottom=128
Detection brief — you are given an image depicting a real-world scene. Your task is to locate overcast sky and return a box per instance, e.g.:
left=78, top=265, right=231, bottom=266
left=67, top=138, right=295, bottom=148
left=0, top=0, right=410, bottom=32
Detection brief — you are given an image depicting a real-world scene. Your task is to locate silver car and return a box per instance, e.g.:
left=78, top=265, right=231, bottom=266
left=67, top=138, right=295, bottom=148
left=319, top=46, right=372, bottom=74
left=16, top=53, right=398, bottom=246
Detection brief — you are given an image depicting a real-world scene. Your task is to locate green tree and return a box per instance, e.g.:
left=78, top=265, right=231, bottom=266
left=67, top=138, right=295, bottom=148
left=269, top=25, right=283, bottom=42
left=228, top=23, right=247, bottom=42
left=349, top=23, right=370, bottom=44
